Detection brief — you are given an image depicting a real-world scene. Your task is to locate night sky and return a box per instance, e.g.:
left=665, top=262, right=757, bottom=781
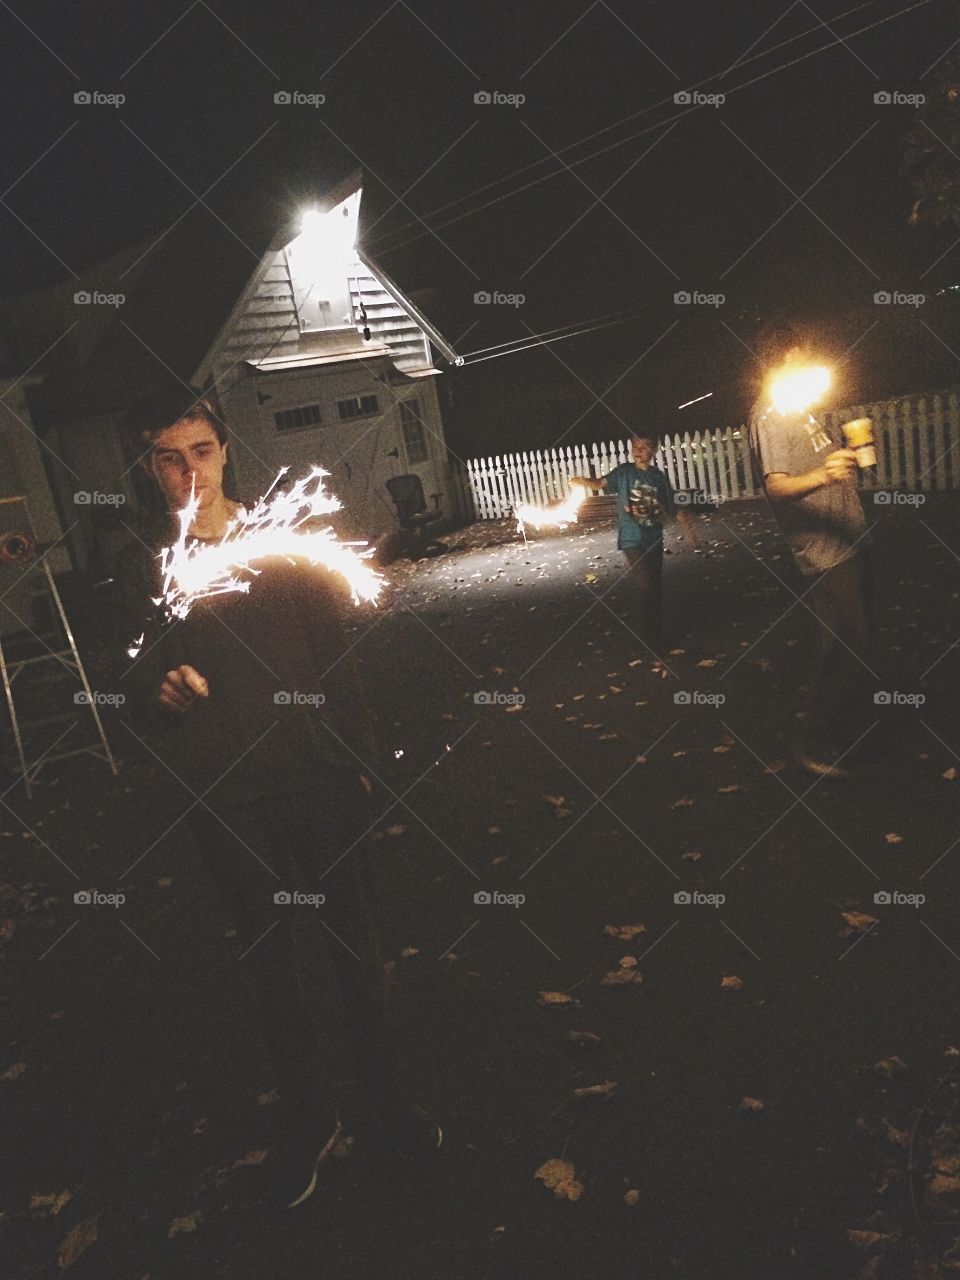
left=2, top=0, right=958, bottom=455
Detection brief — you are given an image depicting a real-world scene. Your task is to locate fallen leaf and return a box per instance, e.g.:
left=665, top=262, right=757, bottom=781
left=764, top=760, right=786, bottom=775
left=633, top=755, right=647, bottom=765
left=718, top=784, right=743, bottom=794
left=841, top=911, right=878, bottom=933
left=739, top=1097, right=765, bottom=1113
left=400, top=946, right=419, bottom=958
left=567, top=1030, right=602, bottom=1045
left=157, top=877, right=173, bottom=889
left=601, top=968, right=642, bottom=985
left=944, top=767, right=957, bottom=781
left=230, top=1150, right=267, bottom=1169
left=29, top=1189, right=71, bottom=1216
left=846, top=1229, right=896, bottom=1253
left=538, top=990, right=579, bottom=1007
left=535, top=1158, right=584, bottom=1201
left=682, top=851, right=702, bottom=862
left=58, top=1216, right=100, bottom=1269
left=602, top=924, right=646, bottom=940
left=712, top=745, right=731, bottom=754
left=624, top=1188, right=641, bottom=1205
left=384, top=824, right=408, bottom=837
left=1, top=1061, right=27, bottom=1082
left=542, top=795, right=566, bottom=808
left=873, top=1055, right=908, bottom=1078
left=573, top=1080, right=618, bottom=1100
left=167, top=1210, right=203, bottom=1239
left=884, top=832, right=903, bottom=845
left=880, top=1118, right=910, bottom=1147
left=697, top=659, right=718, bottom=668
left=721, top=975, right=743, bottom=990
left=672, top=797, right=695, bottom=809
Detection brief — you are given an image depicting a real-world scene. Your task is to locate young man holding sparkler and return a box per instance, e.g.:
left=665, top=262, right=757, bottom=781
left=113, top=390, right=441, bottom=1213
left=570, top=430, right=699, bottom=647
left=748, top=323, right=883, bottom=779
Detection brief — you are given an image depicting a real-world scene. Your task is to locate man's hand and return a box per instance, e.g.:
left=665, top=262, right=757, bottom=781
left=156, top=664, right=209, bottom=714
left=821, top=448, right=858, bottom=484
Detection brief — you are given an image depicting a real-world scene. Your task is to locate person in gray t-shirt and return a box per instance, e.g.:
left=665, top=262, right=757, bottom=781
left=747, top=323, right=885, bottom=779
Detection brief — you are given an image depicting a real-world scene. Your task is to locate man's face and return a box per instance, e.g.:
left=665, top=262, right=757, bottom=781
left=143, top=415, right=228, bottom=511
left=631, top=437, right=655, bottom=466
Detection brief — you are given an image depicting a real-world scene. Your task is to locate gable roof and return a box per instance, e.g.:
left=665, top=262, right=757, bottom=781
left=25, top=170, right=456, bottom=430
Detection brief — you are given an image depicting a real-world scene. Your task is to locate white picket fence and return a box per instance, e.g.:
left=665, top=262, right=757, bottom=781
left=452, top=388, right=960, bottom=522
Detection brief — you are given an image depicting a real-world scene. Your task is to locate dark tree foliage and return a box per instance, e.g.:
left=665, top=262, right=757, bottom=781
left=904, top=54, right=960, bottom=228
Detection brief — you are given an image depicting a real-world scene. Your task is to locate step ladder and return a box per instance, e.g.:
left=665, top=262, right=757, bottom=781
left=0, top=495, right=119, bottom=799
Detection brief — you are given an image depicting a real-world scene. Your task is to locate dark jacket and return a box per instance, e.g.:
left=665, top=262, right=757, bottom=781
left=111, top=509, right=380, bottom=817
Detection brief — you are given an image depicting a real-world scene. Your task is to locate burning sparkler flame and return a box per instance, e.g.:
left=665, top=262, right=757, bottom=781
left=515, top=488, right=586, bottom=533
left=768, top=364, right=831, bottom=415
left=152, top=467, right=383, bottom=625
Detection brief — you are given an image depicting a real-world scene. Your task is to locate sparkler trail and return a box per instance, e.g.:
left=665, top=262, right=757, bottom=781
left=152, top=467, right=383, bottom=627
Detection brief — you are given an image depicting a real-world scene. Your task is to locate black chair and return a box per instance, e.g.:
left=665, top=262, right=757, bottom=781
left=385, top=474, right=443, bottom=534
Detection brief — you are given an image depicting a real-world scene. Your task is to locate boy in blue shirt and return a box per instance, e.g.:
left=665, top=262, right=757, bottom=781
left=571, top=430, right=698, bottom=646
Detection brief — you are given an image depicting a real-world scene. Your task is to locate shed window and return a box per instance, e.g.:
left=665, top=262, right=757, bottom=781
left=274, top=403, right=322, bottom=432
left=399, top=399, right=428, bottom=463
left=337, top=394, right=379, bottom=420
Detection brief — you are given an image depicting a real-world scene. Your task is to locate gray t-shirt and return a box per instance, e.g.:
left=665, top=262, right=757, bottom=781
left=748, top=399, right=869, bottom=575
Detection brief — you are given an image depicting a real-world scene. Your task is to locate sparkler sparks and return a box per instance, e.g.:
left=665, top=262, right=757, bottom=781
left=153, top=467, right=383, bottom=625
left=515, top=488, right=586, bottom=533
left=768, top=364, right=831, bottom=415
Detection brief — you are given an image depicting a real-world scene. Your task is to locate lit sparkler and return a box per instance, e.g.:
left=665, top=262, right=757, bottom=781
left=768, top=364, right=831, bottom=415
left=515, top=488, right=586, bottom=535
left=153, top=466, right=383, bottom=625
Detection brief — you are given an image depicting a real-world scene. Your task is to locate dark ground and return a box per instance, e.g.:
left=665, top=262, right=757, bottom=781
left=1, top=496, right=959, bottom=1280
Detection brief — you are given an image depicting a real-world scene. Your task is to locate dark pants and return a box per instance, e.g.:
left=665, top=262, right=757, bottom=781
left=800, top=550, right=878, bottom=754
left=623, top=541, right=664, bottom=646
left=188, top=768, right=395, bottom=1107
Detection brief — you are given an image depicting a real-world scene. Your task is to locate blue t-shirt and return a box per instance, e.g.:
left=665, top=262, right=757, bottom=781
left=603, top=463, right=675, bottom=550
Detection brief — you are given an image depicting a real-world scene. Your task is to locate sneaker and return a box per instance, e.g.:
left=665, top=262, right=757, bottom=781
left=257, top=1110, right=343, bottom=1212
left=367, top=1087, right=443, bottom=1160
